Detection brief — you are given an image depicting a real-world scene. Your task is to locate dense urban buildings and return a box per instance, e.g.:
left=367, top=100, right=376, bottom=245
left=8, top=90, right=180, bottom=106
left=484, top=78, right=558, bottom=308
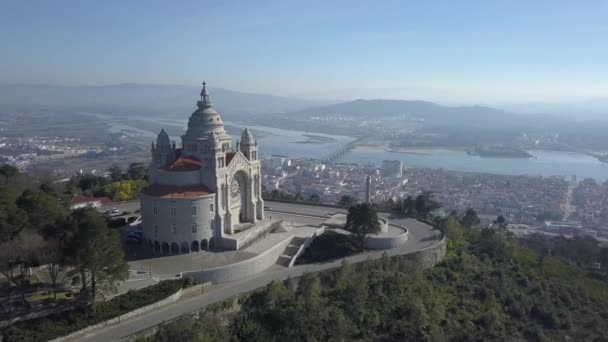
left=262, top=155, right=608, bottom=242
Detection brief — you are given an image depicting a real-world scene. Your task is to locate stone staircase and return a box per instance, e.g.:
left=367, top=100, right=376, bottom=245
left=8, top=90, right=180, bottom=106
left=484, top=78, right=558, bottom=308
left=276, top=237, right=306, bottom=267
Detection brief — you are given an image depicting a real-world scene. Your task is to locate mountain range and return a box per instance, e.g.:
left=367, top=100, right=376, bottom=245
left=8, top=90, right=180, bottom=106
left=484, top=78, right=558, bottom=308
left=0, top=83, right=605, bottom=125
left=0, top=83, right=321, bottom=117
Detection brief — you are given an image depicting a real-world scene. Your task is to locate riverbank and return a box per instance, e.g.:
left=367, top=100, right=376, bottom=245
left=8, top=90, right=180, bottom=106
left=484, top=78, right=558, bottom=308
left=339, top=147, right=608, bottom=181
left=353, top=145, right=462, bottom=154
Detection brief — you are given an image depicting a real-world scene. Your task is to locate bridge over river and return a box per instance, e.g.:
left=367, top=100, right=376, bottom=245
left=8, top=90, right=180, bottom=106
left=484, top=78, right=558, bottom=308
left=322, top=137, right=363, bottom=163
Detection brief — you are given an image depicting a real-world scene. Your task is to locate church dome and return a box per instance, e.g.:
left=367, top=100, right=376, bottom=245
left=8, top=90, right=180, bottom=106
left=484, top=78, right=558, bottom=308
left=183, top=82, right=229, bottom=140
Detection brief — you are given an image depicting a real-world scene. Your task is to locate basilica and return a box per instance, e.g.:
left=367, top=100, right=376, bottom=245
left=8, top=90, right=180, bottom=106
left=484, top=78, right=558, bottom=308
left=140, top=82, right=264, bottom=254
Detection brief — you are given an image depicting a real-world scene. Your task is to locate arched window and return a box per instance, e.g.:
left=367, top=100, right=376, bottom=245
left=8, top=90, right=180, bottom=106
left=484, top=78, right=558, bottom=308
left=170, top=242, right=179, bottom=255
left=180, top=242, right=189, bottom=254
left=191, top=240, right=199, bottom=252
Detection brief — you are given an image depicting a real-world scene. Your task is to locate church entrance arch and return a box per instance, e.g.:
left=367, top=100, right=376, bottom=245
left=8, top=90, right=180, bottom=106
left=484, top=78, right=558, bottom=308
left=229, top=170, right=249, bottom=224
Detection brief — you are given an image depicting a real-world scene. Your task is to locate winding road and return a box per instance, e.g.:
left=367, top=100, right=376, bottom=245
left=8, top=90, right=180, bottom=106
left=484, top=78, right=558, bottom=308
left=76, top=202, right=441, bottom=342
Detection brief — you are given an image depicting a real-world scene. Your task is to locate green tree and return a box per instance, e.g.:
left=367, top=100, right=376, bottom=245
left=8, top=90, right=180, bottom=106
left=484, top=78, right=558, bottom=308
left=108, top=164, right=124, bottom=182
left=415, top=192, right=441, bottom=219
left=126, top=162, right=148, bottom=181
left=344, top=203, right=381, bottom=251
left=39, top=238, right=65, bottom=301
left=493, top=215, right=508, bottom=232
left=0, top=186, right=27, bottom=242
left=16, top=188, right=68, bottom=233
left=69, top=208, right=128, bottom=312
left=0, top=164, right=19, bottom=180
left=0, top=230, right=45, bottom=307
left=338, top=195, right=357, bottom=207
left=308, top=193, right=321, bottom=203
left=402, top=195, right=417, bottom=217
left=460, top=208, right=480, bottom=228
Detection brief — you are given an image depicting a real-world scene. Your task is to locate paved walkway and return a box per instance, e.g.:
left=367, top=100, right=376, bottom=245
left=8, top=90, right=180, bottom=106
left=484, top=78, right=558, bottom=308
left=72, top=207, right=441, bottom=342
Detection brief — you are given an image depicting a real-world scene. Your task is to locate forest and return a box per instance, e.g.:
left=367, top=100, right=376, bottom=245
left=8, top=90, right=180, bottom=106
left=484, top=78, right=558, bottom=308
left=145, top=215, right=608, bottom=341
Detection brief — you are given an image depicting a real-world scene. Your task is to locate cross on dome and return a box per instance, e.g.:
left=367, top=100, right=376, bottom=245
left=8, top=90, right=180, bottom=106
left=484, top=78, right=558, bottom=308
left=200, top=81, right=210, bottom=103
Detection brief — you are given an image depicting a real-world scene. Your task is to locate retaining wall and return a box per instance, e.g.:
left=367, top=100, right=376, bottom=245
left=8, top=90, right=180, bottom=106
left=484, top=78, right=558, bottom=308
left=0, top=304, right=73, bottom=329
left=183, top=234, right=294, bottom=284
left=404, top=235, right=447, bottom=268
left=120, top=232, right=446, bottom=342
left=288, top=227, right=326, bottom=267
left=363, top=225, right=409, bottom=249
left=49, top=288, right=183, bottom=342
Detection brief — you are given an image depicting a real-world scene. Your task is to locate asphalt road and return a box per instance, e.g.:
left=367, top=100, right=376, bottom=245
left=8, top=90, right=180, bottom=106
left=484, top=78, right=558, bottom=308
left=100, top=200, right=140, bottom=214
left=76, top=201, right=441, bottom=342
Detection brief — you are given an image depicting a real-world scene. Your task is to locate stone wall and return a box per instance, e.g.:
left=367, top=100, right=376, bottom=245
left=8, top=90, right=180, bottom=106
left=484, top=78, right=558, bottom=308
left=49, top=289, right=183, bottom=342
left=0, top=304, right=73, bottom=329
left=183, top=234, right=293, bottom=284
left=405, top=235, right=447, bottom=269
left=140, top=194, right=215, bottom=253
left=363, top=224, right=409, bottom=250
left=288, top=227, right=326, bottom=267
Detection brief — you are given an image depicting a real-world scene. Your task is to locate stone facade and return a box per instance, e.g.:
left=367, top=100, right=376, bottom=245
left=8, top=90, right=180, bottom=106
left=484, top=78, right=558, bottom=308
left=140, top=82, right=264, bottom=254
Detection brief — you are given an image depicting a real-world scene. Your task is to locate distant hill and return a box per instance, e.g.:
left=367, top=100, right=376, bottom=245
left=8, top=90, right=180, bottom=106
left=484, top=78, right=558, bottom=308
left=501, top=98, right=608, bottom=119
left=288, top=98, right=531, bottom=128
left=291, top=98, right=504, bottom=116
left=0, top=83, right=320, bottom=117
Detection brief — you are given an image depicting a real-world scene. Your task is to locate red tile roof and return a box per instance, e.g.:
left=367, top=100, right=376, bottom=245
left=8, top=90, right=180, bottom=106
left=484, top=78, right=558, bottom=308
left=162, top=156, right=202, bottom=171
left=140, top=184, right=213, bottom=198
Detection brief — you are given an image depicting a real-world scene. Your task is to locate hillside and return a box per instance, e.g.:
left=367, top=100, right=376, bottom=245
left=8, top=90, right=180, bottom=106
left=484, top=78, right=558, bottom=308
left=144, top=219, right=608, bottom=341
left=292, top=98, right=512, bottom=121
left=0, top=83, right=319, bottom=117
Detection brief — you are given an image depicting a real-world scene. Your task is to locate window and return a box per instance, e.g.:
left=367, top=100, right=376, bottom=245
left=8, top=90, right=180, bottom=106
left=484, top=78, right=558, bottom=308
left=171, top=207, right=176, bottom=216
left=172, top=224, right=177, bottom=234
left=153, top=206, right=158, bottom=216
left=191, top=206, right=196, bottom=216
left=209, top=203, right=214, bottom=212
left=191, top=223, right=197, bottom=233
left=154, top=225, right=158, bottom=234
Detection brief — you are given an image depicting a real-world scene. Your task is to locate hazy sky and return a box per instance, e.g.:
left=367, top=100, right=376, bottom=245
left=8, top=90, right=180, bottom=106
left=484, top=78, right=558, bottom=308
left=1, top=0, right=607, bottom=104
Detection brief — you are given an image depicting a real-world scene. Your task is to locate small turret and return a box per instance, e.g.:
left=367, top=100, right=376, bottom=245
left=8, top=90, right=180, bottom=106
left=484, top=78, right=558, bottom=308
left=240, top=128, right=258, bottom=161
left=152, top=129, right=175, bottom=167
left=156, top=129, right=170, bottom=147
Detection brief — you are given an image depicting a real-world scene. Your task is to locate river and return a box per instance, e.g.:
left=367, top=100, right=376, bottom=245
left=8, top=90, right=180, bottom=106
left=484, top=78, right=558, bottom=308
left=98, top=113, right=607, bottom=181
left=340, top=148, right=607, bottom=181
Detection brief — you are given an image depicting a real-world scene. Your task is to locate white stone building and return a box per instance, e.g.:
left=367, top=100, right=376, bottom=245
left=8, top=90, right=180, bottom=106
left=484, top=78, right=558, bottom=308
left=140, top=82, right=264, bottom=255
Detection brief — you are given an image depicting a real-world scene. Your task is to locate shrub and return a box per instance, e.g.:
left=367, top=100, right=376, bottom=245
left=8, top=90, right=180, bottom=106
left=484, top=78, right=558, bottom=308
left=1, top=279, right=187, bottom=341
left=296, top=231, right=358, bottom=264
